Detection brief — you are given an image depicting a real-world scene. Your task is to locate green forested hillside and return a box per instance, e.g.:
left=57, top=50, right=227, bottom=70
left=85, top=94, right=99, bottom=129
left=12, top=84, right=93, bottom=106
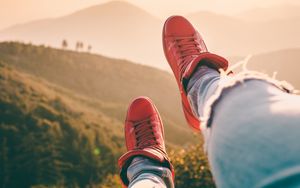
left=0, top=42, right=197, bottom=146
left=0, top=42, right=210, bottom=187
left=0, top=62, right=123, bottom=187
left=1, top=42, right=299, bottom=187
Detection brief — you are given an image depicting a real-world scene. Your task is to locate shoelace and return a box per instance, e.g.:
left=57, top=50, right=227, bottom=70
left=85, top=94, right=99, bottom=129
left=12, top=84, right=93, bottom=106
left=133, top=117, right=158, bottom=148
left=175, top=35, right=202, bottom=76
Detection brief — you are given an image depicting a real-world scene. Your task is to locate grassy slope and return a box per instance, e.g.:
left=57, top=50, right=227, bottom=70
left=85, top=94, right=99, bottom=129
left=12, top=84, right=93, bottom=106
left=0, top=62, right=124, bottom=187
left=0, top=42, right=199, bottom=147
left=0, top=42, right=204, bottom=187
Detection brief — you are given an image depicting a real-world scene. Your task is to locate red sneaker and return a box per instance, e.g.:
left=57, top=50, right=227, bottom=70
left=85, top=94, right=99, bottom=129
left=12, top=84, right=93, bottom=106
left=163, top=15, right=229, bottom=131
left=118, top=97, right=174, bottom=187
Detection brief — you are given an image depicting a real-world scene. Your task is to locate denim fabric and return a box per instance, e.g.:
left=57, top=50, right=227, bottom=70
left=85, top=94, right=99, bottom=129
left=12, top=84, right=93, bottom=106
left=187, top=66, right=300, bottom=188
left=129, top=173, right=167, bottom=188
left=127, top=157, right=174, bottom=188
left=127, top=66, right=300, bottom=188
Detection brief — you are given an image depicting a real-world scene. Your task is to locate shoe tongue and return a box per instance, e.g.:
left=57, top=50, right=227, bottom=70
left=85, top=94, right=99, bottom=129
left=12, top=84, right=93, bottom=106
left=182, top=55, right=198, bottom=74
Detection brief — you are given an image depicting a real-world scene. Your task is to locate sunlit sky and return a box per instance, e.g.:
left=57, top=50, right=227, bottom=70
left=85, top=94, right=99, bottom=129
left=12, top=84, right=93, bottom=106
left=1, top=0, right=299, bottom=30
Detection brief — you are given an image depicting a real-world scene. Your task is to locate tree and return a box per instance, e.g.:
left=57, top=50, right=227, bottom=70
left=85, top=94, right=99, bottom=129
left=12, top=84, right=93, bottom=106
left=75, top=41, right=84, bottom=51
left=87, top=45, right=92, bottom=53
left=80, top=42, right=84, bottom=51
left=75, top=42, right=80, bottom=51
left=61, top=40, right=68, bottom=50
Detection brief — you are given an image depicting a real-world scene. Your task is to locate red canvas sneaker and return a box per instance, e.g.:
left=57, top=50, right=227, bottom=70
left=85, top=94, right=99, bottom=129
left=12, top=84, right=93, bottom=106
left=163, top=15, right=229, bottom=131
left=118, top=97, right=174, bottom=187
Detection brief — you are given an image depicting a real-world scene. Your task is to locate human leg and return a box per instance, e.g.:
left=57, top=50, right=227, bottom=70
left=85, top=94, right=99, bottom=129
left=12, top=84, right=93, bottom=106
left=118, top=97, right=174, bottom=188
left=163, top=15, right=300, bottom=188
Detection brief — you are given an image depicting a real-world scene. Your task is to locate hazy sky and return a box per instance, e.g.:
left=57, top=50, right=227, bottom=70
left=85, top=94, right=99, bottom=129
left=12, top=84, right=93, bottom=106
left=1, top=0, right=300, bottom=30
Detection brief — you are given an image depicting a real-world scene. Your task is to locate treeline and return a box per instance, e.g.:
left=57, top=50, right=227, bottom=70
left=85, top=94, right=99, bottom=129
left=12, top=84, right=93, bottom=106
left=61, top=40, right=92, bottom=53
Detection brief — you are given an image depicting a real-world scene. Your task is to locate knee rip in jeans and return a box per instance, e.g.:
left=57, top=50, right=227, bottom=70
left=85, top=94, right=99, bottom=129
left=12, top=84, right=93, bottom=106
left=200, top=55, right=298, bottom=151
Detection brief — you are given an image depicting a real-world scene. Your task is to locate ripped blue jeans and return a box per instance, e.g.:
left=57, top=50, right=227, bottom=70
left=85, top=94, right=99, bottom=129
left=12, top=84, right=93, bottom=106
left=126, top=66, right=300, bottom=188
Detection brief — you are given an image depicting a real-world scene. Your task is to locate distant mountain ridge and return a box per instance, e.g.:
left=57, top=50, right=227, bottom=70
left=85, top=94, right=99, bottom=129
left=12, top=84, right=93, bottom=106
left=186, top=12, right=300, bottom=57
left=0, top=1, right=166, bottom=69
left=0, top=1, right=299, bottom=70
left=236, top=4, right=300, bottom=22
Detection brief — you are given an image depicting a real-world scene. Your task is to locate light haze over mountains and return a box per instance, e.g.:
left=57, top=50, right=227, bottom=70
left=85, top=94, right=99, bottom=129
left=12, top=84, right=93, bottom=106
left=0, top=1, right=299, bottom=70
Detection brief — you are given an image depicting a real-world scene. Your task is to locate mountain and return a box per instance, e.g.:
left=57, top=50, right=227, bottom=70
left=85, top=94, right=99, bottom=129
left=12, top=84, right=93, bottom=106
left=0, top=61, right=123, bottom=187
left=236, top=4, right=300, bottom=22
left=186, top=11, right=300, bottom=57
left=0, top=1, right=299, bottom=70
left=228, top=48, right=300, bottom=90
left=0, top=42, right=198, bottom=146
left=1, top=43, right=298, bottom=187
left=0, top=42, right=202, bottom=187
left=0, top=1, right=167, bottom=70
